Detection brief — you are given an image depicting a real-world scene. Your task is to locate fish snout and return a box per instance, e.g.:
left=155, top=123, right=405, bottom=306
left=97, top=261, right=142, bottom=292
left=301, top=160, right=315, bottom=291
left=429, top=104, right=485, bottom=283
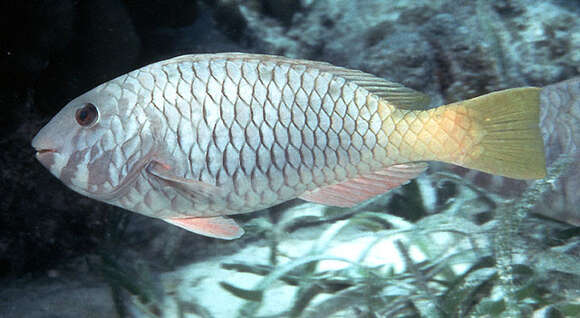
left=31, top=130, right=59, bottom=165
left=32, top=131, right=55, bottom=151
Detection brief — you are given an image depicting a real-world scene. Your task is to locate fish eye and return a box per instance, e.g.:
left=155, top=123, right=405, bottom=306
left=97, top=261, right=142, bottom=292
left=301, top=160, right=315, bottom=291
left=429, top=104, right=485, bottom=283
left=75, top=103, right=99, bottom=127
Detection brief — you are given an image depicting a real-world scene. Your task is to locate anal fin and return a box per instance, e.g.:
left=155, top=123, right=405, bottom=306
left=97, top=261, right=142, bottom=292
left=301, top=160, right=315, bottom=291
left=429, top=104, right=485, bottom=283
left=164, top=216, right=244, bottom=240
left=299, top=163, right=427, bottom=207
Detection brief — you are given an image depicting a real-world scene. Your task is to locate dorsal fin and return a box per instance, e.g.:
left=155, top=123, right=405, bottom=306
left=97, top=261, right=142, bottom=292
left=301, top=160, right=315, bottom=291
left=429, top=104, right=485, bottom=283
left=299, top=162, right=428, bottom=207
left=326, top=69, right=431, bottom=109
left=158, top=52, right=431, bottom=109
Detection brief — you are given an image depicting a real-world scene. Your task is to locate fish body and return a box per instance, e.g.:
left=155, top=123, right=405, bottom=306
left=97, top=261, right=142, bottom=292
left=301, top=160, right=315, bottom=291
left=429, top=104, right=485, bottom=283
left=32, top=53, right=546, bottom=239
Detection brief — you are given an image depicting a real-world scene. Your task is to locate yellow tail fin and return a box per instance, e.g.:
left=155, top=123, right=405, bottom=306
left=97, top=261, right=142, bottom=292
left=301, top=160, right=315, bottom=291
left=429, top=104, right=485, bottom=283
left=435, top=87, right=546, bottom=179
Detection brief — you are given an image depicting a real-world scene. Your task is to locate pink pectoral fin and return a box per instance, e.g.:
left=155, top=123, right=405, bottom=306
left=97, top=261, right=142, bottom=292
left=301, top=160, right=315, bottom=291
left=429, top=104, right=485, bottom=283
left=164, top=216, right=245, bottom=240
left=300, top=162, right=428, bottom=207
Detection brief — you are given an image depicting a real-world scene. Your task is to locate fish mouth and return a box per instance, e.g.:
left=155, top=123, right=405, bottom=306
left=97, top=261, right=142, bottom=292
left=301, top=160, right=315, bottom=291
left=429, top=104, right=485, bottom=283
left=34, top=148, right=58, bottom=170
left=35, top=148, right=57, bottom=156
left=34, top=148, right=58, bottom=168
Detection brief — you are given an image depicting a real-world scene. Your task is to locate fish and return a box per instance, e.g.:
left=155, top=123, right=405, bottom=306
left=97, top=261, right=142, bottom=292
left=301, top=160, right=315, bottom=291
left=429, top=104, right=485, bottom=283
left=31, top=53, right=546, bottom=239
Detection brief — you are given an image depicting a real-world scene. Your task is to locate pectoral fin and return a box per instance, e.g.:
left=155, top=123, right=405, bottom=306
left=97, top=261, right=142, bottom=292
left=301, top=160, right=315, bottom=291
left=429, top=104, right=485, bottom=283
left=164, top=216, right=245, bottom=239
left=146, top=161, right=227, bottom=204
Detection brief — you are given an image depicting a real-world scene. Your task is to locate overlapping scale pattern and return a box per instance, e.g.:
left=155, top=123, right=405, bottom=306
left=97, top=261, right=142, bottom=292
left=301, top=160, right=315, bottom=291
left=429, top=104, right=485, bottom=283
left=135, top=55, right=394, bottom=216
left=382, top=105, right=477, bottom=163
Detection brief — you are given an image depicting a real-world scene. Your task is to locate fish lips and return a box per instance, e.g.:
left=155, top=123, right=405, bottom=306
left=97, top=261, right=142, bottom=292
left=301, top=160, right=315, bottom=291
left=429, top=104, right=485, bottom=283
left=35, top=148, right=57, bottom=155
left=31, top=133, right=58, bottom=168
left=33, top=148, right=57, bottom=168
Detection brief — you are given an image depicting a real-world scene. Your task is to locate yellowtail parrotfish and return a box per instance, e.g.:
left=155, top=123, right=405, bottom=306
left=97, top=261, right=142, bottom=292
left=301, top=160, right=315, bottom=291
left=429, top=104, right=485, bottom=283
left=32, top=53, right=546, bottom=239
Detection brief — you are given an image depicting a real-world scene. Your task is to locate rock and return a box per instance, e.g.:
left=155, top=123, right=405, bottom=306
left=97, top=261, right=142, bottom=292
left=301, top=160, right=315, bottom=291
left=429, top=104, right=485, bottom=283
left=0, top=277, right=115, bottom=318
left=211, top=0, right=579, bottom=100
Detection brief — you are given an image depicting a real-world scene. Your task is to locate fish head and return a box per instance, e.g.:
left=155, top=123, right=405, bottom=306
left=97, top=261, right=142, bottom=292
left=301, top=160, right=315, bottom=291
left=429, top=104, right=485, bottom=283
left=32, top=80, right=153, bottom=201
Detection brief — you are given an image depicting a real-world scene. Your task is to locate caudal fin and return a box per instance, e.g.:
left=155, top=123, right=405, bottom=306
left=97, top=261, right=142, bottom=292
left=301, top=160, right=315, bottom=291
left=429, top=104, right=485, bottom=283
left=435, top=87, right=546, bottom=179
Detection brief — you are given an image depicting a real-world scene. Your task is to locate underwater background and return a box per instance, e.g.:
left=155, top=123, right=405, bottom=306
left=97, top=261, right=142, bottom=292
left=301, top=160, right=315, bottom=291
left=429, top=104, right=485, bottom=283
left=0, top=0, right=579, bottom=317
